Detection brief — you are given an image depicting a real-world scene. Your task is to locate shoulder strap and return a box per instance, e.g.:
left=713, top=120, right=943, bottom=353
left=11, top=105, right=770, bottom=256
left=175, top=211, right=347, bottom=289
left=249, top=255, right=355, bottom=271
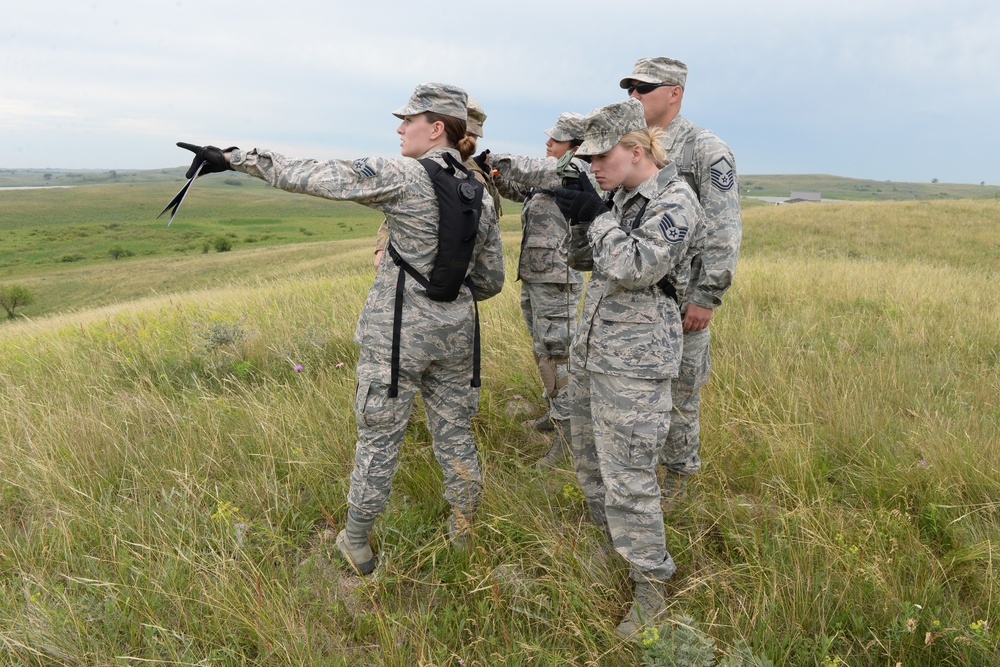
left=677, top=125, right=702, bottom=198
left=416, top=154, right=483, bottom=302
left=626, top=198, right=679, bottom=303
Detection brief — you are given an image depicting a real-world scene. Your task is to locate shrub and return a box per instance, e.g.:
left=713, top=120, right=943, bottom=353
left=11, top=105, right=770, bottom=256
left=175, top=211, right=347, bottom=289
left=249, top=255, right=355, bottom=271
left=0, top=284, right=34, bottom=319
left=211, top=236, right=233, bottom=252
left=108, top=245, right=134, bottom=260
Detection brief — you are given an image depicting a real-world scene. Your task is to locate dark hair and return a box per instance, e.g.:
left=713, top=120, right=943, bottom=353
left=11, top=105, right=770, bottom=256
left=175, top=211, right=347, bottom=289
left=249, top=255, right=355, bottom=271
left=425, top=112, right=474, bottom=161
left=570, top=138, right=584, bottom=149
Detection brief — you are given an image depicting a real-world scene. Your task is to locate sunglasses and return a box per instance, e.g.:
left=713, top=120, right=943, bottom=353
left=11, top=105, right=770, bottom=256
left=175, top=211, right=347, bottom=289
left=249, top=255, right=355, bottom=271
left=626, top=82, right=677, bottom=96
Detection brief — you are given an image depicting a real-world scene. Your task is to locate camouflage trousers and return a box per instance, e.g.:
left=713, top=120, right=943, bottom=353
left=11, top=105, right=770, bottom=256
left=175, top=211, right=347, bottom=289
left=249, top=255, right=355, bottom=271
left=568, top=370, right=677, bottom=582
left=347, top=347, right=483, bottom=523
left=520, top=282, right=581, bottom=422
left=659, top=327, right=711, bottom=476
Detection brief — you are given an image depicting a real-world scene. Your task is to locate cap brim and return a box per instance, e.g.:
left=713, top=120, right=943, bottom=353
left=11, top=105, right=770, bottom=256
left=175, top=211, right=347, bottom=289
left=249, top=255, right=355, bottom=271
left=392, top=104, right=426, bottom=119
left=619, top=74, right=660, bottom=89
left=576, top=137, right=616, bottom=156
left=545, top=128, right=574, bottom=142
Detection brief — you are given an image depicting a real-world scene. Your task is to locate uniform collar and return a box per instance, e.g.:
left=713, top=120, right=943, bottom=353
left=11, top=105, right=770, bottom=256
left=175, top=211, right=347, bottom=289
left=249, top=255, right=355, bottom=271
left=612, top=161, right=680, bottom=213
left=659, top=114, right=695, bottom=153
left=417, top=146, right=462, bottom=161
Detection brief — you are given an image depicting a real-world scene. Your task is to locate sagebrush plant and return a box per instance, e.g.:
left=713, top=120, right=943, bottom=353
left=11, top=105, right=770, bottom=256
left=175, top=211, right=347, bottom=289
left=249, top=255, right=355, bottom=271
left=0, top=200, right=998, bottom=665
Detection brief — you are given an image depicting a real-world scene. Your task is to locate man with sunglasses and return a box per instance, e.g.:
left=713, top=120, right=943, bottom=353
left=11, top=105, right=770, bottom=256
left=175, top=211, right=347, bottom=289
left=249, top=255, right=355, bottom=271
left=620, top=57, right=743, bottom=507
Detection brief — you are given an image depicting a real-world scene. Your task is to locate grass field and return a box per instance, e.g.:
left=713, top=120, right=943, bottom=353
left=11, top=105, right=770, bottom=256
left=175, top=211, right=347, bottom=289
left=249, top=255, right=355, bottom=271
left=0, top=184, right=998, bottom=666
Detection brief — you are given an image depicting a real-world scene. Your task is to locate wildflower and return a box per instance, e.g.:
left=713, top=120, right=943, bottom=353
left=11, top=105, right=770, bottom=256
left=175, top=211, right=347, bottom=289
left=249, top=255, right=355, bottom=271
left=294, top=364, right=304, bottom=372
left=640, top=626, right=660, bottom=647
left=212, top=501, right=240, bottom=523
left=562, top=483, right=585, bottom=504
left=918, top=459, right=928, bottom=467
left=336, top=362, right=345, bottom=368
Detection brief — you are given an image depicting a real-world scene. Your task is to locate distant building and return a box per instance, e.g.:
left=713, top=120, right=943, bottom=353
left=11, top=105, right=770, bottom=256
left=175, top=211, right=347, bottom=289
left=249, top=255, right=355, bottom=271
left=787, top=191, right=821, bottom=203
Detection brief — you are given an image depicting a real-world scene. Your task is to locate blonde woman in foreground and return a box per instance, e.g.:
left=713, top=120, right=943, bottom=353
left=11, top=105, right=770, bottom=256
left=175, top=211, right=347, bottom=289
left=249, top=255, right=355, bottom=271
left=552, top=98, right=706, bottom=638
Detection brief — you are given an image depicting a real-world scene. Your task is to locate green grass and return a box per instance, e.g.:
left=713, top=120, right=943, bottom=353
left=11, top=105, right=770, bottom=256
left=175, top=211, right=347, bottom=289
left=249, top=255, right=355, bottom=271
left=0, top=191, right=998, bottom=665
left=0, top=176, right=385, bottom=273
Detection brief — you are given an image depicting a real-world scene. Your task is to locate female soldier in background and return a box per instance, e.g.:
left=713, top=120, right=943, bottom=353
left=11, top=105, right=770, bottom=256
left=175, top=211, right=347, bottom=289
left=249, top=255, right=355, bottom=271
left=485, top=112, right=591, bottom=468
left=553, top=98, right=705, bottom=637
left=179, top=83, right=505, bottom=575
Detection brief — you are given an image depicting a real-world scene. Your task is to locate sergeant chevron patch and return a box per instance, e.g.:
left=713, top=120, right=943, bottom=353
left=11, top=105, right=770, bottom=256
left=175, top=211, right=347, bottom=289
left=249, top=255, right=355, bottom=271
left=710, top=157, right=735, bottom=191
left=353, top=158, right=376, bottom=178
left=659, top=213, right=687, bottom=244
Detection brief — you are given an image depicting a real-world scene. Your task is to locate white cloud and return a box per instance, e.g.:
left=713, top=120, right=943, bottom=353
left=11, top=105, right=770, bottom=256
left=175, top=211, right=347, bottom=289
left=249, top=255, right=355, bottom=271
left=2, top=0, right=998, bottom=182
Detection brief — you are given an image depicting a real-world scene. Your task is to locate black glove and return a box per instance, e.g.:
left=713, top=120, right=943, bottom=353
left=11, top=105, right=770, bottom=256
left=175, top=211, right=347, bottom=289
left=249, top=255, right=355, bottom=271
left=554, top=176, right=605, bottom=224
left=177, top=142, right=237, bottom=179
left=472, top=149, right=491, bottom=174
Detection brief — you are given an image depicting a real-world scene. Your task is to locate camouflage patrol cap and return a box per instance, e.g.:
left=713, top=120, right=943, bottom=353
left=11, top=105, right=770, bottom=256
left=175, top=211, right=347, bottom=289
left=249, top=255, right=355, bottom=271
left=619, top=57, right=688, bottom=89
left=392, top=82, right=469, bottom=121
left=466, top=98, right=486, bottom=137
left=576, top=99, right=647, bottom=156
left=545, top=112, right=585, bottom=142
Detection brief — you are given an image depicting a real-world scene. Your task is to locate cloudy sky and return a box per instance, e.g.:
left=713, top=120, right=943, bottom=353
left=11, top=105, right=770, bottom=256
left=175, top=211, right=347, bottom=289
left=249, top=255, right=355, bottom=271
left=3, top=0, right=998, bottom=184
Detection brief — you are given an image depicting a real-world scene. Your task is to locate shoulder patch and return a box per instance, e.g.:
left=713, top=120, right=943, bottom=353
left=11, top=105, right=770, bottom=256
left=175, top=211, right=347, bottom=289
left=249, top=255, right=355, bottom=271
left=710, top=157, right=735, bottom=191
left=659, top=213, right=688, bottom=244
left=353, top=158, right=376, bottom=178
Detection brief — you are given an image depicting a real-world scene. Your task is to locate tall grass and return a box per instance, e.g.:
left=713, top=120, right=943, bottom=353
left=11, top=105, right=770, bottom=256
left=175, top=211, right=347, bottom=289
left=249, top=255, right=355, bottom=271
left=0, top=200, right=998, bottom=665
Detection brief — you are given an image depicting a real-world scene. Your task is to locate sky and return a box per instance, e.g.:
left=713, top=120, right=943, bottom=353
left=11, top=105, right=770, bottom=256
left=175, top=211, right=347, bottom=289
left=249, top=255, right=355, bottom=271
left=3, top=0, right=999, bottom=185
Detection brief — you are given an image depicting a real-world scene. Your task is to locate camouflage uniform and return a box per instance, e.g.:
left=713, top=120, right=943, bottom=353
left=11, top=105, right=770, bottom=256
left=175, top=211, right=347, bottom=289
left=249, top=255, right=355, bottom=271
left=230, top=93, right=505, bottom=533
left=490, top=145, right=589, bottom=427
left=621, top=58, right=742, bottom=479
left=565, top=99, right=707, bottom=584
left=489, top=113, right=590, bottom=438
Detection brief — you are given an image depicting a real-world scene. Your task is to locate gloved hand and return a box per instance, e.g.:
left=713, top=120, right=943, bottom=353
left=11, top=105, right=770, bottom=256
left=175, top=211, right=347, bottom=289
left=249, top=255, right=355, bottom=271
left=177, top=142, right=237, bottom=178
left=554, top=175, right=605, bottom=225
left=472, top=149, right=491, bottom=174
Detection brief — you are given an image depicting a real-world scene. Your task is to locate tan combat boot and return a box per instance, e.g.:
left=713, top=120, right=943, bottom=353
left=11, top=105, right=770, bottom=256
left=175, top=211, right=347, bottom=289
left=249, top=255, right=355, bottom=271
left=522, top=413, right=553, bottom=432
left=335, top=513, right=376, bottom=575
left=448, top=512, right=474, bottom=552
left=535, top=419, right=570, bottom=468
left=615, top=579, right=668, bottom=638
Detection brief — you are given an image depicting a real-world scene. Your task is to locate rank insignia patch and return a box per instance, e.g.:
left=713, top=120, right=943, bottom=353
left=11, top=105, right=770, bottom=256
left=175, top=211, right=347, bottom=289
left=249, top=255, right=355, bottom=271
left=659, top=213, right=687, bottom=244
left=353, top=158, right=376, bottom=178
left=710, top=157, right=735, bottom=191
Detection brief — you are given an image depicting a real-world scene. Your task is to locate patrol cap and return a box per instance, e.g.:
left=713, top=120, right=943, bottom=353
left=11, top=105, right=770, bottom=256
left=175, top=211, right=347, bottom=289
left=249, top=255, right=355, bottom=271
left=576, top=98, right=647, bottom=156
left=545, top=112, right=585, bottom=142
left=392, top=82, right=469, bottom=121
left=466, top=98, right=486, bottom=137
left=619, top=57, right=688, bottom=90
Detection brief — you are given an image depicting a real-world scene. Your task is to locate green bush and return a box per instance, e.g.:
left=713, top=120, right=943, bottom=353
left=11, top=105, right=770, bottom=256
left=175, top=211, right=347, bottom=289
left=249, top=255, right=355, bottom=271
left=0, top=284, right=34, bottom=319
left=211, top=236, right=233, bottom=252
left=108, top=245, right=134, bottom=260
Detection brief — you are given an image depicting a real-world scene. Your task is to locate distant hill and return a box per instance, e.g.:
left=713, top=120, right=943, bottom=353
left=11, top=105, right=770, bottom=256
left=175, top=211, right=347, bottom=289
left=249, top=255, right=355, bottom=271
left=0, top=167, right=187, bottom=188
left=3, top=168, right=1000, bottom=201
left=741, top=173, right=1000, bottom=201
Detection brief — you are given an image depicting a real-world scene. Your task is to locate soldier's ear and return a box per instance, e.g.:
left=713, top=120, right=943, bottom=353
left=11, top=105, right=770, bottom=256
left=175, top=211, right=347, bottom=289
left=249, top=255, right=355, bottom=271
left=632, top=143, right=645, bottom=164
